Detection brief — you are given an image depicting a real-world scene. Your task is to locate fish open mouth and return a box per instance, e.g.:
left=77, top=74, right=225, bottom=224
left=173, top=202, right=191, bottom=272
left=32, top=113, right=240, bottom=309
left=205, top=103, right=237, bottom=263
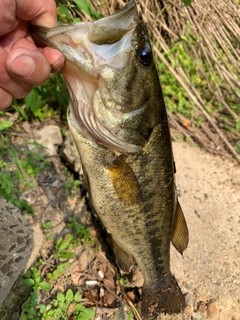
left=31, top=1, right=145, bottom=153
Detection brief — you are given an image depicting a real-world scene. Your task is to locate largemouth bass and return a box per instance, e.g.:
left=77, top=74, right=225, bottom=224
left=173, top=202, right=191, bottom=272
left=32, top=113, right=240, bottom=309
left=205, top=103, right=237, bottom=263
left=31, top=1, right=189, bottom=318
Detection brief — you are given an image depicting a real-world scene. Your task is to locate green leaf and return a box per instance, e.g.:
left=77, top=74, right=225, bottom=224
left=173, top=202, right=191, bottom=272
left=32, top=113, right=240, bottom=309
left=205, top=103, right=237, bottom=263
left=65, top=289, right=74, bottom=302
left=74, top=304, right=83, bottom=312
left=27, top=306, right=35, bottom=316
left=25, top=87, right=47, bottom=114
left=181, top=0, right=191, bottom=5
left=10, top=149, right=25, bottom=178
left=57, top=234, right=74, bottom=251
left=47, top=309, right=57, bottom=316
left=127, top=309, right=133, bottom=320
left=57, top=4, right=73, bottom=22
left=22, top=278, right=35, bottom=286
left=72, top=0, right=103, bottom=20
left=42, top=221, right=52, bottom=229
left=58, top=301, right=65, bottom=310
left=73, top=0, right=91, bottom=14
left=57, top=252, right=74, bottom=259
left=0, top=121, right=13, bottom=131
left=74, top=292, right=82, bottom=302
left=57, top=262, right=71, bottom=274
left=47, top=269, right=60, bottom=281
left=80, top=308, right=95, bottom=320
left=56, top=236, right=63, bottom=247
left=24, top=270, right=32, bottom=278
left=12, top=103, right=28, bottom=120
left=39, top=304, right=47, bottom=313
left=39, top=281, right=51, bottom=291
left=57, top=291, right=65, bottom=303
left=74, top=180, right=83, bottom=186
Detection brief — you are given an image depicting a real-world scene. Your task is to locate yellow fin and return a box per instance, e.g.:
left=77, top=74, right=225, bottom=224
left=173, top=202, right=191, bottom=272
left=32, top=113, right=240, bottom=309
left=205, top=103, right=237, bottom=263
left=171, top=201, right=189, bottom=254
left=106, top=157, right=142, bottom=205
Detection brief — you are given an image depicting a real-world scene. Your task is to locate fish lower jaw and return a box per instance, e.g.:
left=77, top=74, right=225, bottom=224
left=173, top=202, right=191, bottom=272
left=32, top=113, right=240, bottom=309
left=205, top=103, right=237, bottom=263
left=69, top=106, right=142, bottom=154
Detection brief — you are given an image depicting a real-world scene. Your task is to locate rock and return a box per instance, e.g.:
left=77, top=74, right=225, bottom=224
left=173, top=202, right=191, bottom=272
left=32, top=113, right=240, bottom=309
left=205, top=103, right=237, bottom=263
left=207, top=301, right=219, bottom=318
left=0, top=197, right=34, bottom=307
left=61, top=130, right=82, bottom=175
left=28, top=125, right=63, bottom=156
left=78, top=249, right=93, bottom=270
left=198, top=301, right=207, bottom=314
left=191, top=314, right=204, bottom=320
left=184, top=305, right=192, bottom=316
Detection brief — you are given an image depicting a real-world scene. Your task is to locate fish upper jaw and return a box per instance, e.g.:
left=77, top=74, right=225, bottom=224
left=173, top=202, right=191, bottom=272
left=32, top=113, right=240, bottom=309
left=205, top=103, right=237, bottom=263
left=31, top=1, right=138, bottom=74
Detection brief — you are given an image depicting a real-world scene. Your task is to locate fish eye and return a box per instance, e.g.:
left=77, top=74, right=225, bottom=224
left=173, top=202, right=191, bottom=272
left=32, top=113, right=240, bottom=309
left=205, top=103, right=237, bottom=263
left=136, top=46, right=152, bottom=66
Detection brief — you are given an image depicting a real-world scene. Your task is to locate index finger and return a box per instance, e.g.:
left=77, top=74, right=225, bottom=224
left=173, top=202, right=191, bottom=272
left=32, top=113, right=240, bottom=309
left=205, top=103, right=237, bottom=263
left=16, top=0, right=57, bottom=27
left=0, top=0, right=57, bottom=36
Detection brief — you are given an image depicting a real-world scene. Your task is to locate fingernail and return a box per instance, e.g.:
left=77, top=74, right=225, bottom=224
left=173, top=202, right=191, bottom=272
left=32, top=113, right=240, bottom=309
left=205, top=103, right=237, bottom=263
left=10, top=54, right=35, bottom=77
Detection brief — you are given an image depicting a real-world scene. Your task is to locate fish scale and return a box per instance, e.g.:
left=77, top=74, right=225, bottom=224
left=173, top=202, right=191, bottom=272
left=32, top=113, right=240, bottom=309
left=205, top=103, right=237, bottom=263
left=31, top=1, right=189, bottom=318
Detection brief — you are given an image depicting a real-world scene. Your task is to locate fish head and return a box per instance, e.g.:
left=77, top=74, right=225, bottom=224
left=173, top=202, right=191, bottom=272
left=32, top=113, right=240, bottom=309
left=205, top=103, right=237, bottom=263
left=31, top=1, right=162, bottom=153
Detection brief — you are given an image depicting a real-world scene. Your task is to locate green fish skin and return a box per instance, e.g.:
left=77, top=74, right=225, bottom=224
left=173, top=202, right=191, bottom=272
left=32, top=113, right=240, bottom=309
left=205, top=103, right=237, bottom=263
left=31, top=1, right=189, bottom=318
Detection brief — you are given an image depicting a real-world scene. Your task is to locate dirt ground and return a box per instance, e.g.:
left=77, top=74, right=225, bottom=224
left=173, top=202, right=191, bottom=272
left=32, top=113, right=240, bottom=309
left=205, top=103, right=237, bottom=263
left=160, top=142, right=240, bottom=320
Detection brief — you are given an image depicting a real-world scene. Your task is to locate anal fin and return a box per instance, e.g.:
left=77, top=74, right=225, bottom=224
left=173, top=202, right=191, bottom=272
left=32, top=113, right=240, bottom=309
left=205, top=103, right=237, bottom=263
left=171, top=201, right=189, bottom=254
left=112, top=240, right=135, bottom=273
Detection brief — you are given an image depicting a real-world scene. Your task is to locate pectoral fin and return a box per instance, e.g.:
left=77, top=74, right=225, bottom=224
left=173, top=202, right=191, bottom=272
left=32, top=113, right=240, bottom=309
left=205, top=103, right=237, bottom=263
left=106, top=157, right=142, bottom=205
left=171, top=201, right=189, bottom=254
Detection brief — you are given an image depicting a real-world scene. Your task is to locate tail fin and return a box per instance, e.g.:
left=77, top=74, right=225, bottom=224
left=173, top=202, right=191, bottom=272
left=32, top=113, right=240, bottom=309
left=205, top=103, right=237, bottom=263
left=141, top=275, right=185, bottom=319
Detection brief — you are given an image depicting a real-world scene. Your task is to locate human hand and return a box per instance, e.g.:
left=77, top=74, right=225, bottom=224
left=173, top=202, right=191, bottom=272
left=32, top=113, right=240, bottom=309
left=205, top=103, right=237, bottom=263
left=0, top=0, right=65, bottom=109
